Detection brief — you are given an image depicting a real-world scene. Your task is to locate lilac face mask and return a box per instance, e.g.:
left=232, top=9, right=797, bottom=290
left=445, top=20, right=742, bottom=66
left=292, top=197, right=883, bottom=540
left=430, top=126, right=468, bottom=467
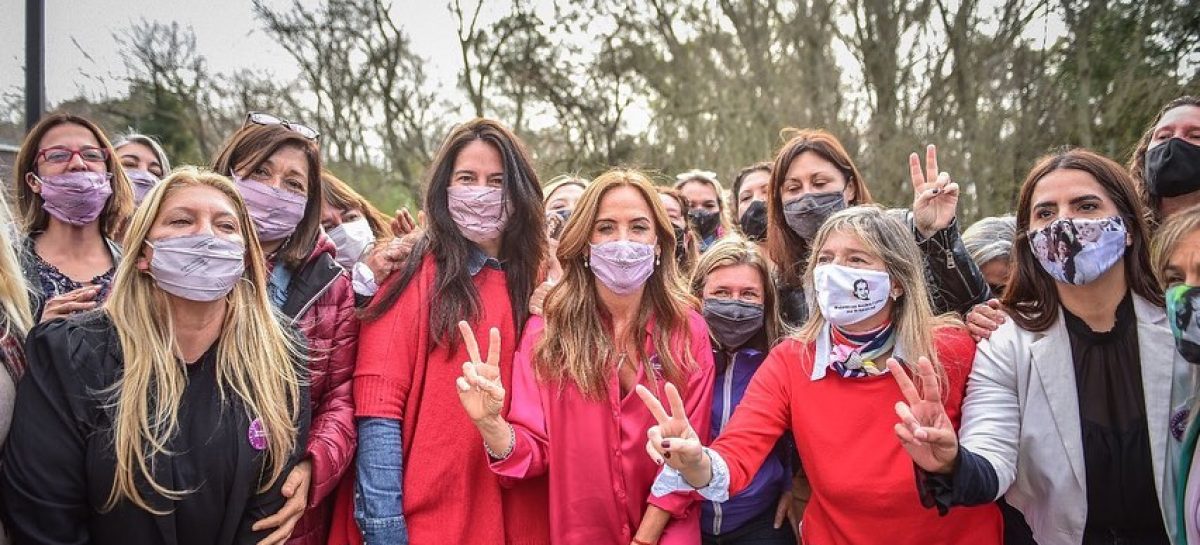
left=447, top=185, right=508, bottom=244
left=35, top=171, right=113, bottom=226
left=589, top=240, right=656, bottom=295
left=148, top=234, right=246, bottom=302
left=233, top=173, right=307, bottom=242
left=126, top=169, right=161, bottom=204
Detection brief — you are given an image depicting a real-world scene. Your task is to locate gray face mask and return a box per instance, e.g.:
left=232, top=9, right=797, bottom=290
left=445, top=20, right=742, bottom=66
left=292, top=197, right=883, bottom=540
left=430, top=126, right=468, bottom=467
left=148, top=234, right=246, bottom=302
left=782, top=191, right=846, bottom=241
left=703, top=298, right=765, bottom=349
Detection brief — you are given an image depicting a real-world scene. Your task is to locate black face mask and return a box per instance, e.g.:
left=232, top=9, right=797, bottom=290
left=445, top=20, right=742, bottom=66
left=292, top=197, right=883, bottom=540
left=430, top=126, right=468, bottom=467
left=1145, top=138, right=1200, bottom=198
left=782, top=191, right=846, bottom=241
left=673, top=225, right=687, bottom=264
left=703, top=299, right=765, bottom=349
left=688, top=209, right=720, bottom=237
left=739, top=200, right=768, bottom=241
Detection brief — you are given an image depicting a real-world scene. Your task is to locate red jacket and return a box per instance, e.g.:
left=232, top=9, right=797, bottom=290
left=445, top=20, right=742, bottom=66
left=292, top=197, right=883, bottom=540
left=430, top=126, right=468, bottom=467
left=277, top=234, right=360, bottom=545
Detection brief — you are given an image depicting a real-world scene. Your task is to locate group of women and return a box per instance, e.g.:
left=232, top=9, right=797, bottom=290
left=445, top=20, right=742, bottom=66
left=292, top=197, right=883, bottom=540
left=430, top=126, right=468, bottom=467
left=0, top=94, right=1194, bottom=545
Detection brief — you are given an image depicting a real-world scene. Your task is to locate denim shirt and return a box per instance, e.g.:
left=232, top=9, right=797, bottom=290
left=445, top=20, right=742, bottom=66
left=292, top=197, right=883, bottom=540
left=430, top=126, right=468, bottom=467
left=354, top=244, right=500, bottom=544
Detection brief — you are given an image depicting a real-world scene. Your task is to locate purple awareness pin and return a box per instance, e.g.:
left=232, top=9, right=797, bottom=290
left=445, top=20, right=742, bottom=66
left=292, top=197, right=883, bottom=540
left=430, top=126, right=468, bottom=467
left=248, top=418, right=268, bottom=451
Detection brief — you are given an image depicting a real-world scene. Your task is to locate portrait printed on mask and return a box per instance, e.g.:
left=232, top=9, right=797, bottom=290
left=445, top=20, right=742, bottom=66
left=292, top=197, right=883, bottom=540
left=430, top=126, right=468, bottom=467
left=1028, top=216, right=1126, bottom=285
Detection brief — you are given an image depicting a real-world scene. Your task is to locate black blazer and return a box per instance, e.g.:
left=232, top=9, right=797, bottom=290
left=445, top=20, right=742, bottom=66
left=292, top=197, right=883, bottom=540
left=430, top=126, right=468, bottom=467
left=0, top=311, right=310, bottom=545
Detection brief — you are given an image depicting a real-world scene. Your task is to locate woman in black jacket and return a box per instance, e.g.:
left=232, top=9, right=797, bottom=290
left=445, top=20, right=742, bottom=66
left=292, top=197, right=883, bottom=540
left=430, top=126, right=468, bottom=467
left=1, top=167, right=309, bottom=545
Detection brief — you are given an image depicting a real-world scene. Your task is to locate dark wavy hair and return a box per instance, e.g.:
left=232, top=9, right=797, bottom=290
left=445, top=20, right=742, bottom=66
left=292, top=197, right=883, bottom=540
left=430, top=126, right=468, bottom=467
left=1003, top=148, right=1163, bottom=332
left=1127, top=96, right=1200, bottom=225
left=361, top=119, right=546, bottom=346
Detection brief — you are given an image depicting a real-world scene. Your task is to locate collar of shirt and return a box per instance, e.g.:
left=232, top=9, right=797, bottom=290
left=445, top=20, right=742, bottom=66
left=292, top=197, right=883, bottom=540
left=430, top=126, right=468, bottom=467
left=810, top=322, right=904, bottom=381
left=467, top=245, right=504, bottom=277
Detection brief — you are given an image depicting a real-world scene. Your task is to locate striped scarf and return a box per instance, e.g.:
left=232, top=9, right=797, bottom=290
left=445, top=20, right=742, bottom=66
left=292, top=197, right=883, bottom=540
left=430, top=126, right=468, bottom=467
left=828, top=319, right=896, bottom=378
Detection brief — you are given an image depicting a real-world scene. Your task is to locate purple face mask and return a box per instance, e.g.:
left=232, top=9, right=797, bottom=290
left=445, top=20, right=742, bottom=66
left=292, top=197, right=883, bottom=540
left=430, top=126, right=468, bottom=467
left=233, top=173, right=307, bottom=242
left=588, top=240, right=656, bottom=295
left=126, top=169, right=161, bottom=204
left=149, top=234, right=246, bottom=302
left=35, top=171, right=113, bottom=226
left=447, top=185, right=508, bottom=244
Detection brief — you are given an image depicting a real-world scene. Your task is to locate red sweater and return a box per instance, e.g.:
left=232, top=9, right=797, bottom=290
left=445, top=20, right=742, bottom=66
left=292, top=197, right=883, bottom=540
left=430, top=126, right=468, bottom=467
left=712, top=327, right=1003, bottom=545
left=330, top=254, right=549, bottom=545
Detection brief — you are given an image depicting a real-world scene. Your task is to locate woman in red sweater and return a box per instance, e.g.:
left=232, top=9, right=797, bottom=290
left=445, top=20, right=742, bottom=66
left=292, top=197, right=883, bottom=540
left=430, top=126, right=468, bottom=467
left=456, top=170, right=714, bottom=545
left=332, top=118, right=548, bottom=545
left=638, top=205, right=1003, bottom=545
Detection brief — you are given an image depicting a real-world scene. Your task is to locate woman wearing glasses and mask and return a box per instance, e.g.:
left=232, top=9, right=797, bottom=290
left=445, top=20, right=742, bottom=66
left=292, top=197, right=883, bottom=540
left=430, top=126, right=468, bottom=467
left=765, top=129, right=989, bottom=327
left=211, top=113, right=359, bottom=545
left=11, top=113, right=134, bottom=323
left=1, top=168, right=309, bottom=544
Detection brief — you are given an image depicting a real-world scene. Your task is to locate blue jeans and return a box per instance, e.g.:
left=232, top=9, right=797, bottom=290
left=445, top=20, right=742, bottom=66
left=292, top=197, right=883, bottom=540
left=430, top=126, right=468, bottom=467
left=355, top=418, right=408, bottom=545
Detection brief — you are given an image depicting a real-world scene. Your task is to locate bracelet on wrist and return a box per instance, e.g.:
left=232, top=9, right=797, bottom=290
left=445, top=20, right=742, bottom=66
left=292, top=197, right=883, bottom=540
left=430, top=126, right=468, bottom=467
left=484, top=421, right=515, bottom=460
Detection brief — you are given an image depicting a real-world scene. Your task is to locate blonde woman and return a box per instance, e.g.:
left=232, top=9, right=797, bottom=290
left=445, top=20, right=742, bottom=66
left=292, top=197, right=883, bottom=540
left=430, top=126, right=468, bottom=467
left=457, top=169, right=714, bottom=545
left=0, top=189, right=33, bottom=545
left=1, top=168, right=309, bottom=545
left=675, top=169, right=734, bottom=251
left=640, top=206, right=1002, bottom=545
left=688, top=236, right=796, bottom=544
left=1150, top=205, right=1200, bottom=543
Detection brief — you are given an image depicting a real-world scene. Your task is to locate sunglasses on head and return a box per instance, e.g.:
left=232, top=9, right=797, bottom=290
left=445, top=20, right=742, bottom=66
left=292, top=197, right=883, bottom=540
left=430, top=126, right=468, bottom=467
left=244, top=112, right=320, bottom=140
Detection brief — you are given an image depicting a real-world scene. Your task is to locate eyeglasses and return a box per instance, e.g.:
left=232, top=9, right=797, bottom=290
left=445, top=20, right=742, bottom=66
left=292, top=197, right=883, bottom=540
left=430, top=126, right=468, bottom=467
left=244, top=112, right=320, bottom=140
left=37, top=146, right=109, bottom=164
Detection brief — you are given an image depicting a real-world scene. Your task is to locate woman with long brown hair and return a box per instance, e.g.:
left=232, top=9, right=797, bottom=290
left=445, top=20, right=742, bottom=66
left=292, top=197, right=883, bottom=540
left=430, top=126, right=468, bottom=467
left=334, top=118, right=548, bottom=545
left=893, top=149, right=1191, bottom=545
left=12, top=112, right=134, bottom=323
left=1, top=168, right=308, bottom=544
left=764, top=129, right=989, bottom=326
left=211, top=113, right=359, bottom=545
left=456, top=169, right=714, bottom=545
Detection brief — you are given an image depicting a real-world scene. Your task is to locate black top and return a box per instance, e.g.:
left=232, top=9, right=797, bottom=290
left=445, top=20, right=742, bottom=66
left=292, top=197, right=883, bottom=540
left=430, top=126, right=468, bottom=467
left=1064, top=292, right=1168, bottom=545
left=0, top=311, right=310, bottom=545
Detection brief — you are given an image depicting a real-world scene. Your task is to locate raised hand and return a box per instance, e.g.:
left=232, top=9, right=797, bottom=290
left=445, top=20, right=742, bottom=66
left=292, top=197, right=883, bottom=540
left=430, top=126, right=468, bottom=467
left=888, top=357, right=959, bottom=474
left=455, top=321, right=506, bottom=423
left=909, top=144, right=960, bottom=239
left=636, top=383, right=705, bottom=476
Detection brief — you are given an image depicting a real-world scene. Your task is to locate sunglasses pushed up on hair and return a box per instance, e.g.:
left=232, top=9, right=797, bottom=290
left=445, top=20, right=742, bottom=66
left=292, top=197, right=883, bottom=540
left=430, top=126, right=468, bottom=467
left=243, top=112, right=320, bottom=140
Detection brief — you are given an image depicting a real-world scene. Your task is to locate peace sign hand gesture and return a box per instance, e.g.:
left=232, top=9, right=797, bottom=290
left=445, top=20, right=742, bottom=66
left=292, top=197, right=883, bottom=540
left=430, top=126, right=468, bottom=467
left=888, top=357, right=959, bottom=474
left=909, top=144, right=960, bottom=239
left=455, top=321, right=506, bottom=423
left=636, top=383, right=707, bottom=480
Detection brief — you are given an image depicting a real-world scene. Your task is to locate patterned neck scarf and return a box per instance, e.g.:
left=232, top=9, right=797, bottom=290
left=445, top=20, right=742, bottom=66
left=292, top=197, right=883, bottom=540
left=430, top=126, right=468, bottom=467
left=828, top=318, right=896, bottom=378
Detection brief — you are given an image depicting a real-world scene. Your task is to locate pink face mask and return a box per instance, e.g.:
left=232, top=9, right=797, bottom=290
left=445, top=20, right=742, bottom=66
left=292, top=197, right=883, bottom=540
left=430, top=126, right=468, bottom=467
left=126, top=169, right=161, bottom=204
left=588, top=240, right=656, bottom=295
left=148, top=234, right=246, bottom=302
left=233, top=173, right=307, bottom=243
left=35, top=171, right=113, bottom=226
left=447, top=185, right=508, bottom=244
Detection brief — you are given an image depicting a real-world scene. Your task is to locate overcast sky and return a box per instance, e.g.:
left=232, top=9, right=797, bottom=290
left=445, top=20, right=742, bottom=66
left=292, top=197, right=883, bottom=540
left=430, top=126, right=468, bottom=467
left=0, top=0, right=475, bottom=108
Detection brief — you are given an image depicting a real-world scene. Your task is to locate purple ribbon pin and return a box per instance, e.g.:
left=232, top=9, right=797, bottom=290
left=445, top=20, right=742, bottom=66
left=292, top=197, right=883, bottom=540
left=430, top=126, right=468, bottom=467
left=248, top=418, right=268, bottom=451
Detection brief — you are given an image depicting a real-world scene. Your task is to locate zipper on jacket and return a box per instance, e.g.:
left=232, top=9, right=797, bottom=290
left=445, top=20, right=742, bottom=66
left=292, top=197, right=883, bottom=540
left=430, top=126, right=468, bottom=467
left=712, top=353, right=738, bottom=535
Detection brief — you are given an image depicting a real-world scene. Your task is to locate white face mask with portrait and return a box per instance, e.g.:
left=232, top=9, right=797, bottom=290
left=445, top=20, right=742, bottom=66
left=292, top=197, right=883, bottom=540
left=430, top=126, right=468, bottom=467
left=327, top=218, right=375, bottom=269
left=813, top=263, right=891, bottom=326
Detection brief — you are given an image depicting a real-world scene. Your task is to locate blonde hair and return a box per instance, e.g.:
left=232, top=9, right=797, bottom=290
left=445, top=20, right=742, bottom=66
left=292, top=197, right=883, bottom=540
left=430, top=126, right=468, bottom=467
left=673, top=170, right=735, bottom=235
left=535, top=169, right=698, bottom=399
left=104, top=167, right=302, bottom=513
left=543, top=174, right=589, bottom=205
left=0, top=190, right=33, bottom=350
left=690, top=234, right=789, bottom=347
left=797, top=205, right=959, bottom=382
left=1151, top=204, right=1200, bottom=288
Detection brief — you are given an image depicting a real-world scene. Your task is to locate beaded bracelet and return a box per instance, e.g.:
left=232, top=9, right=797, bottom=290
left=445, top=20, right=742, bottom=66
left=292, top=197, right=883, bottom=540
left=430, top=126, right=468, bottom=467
left=485, top=422, right=515, bottom=460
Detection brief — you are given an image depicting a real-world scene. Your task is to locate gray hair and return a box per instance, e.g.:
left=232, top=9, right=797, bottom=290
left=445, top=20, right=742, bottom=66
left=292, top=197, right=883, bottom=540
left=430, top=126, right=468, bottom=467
left=112, top=133, right=172, bottom=173
left=962, top=215, right=1017, bottom=266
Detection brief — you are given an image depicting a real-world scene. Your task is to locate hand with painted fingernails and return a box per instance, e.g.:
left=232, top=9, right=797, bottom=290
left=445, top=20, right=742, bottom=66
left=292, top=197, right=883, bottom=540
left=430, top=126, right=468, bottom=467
left=888, top=356, right=959, bottom=474
left=636, top=383, right=709, bottom=487
left=455, top=321, right=506, bottom=423
left=909, top=144, right=961, bottom=239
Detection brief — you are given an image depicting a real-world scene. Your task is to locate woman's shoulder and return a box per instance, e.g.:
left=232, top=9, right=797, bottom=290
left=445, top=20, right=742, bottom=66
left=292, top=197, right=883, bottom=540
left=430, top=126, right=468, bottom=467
left=26, top=310, right=120, bottom=386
